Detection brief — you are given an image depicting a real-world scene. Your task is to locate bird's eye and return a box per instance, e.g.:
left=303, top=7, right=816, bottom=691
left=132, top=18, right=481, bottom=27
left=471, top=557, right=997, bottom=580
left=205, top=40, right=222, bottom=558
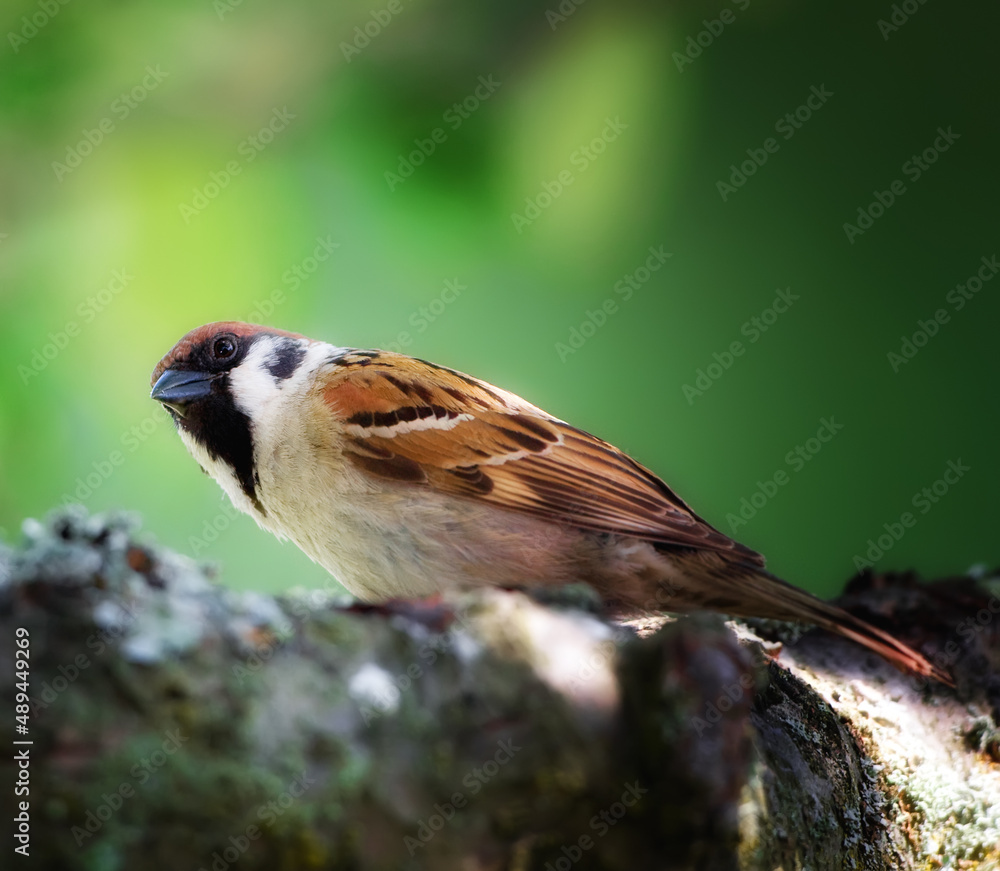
left=212, top=335, right=238, bottom=360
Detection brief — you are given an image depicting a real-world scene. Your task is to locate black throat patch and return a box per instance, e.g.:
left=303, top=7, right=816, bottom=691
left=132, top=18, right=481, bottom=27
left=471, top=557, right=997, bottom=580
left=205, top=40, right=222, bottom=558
left=180, top=374, right=266, bottom=516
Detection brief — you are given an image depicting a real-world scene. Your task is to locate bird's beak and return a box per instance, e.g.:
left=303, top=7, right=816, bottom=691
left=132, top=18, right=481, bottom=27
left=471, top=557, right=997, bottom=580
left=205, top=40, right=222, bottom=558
left=150, top=368, right=215, bottom=418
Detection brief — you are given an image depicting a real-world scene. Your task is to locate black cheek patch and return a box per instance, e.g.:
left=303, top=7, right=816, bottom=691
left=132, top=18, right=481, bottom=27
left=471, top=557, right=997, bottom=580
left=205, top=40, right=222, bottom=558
left=183, top=378, right=266, bottom=515
left=265, top=339, right=307, bottom=381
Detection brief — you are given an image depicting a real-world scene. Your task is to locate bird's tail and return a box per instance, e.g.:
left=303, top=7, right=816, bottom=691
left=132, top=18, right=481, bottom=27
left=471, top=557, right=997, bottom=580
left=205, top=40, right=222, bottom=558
left=648, top=553, right=952, bottom=685
left=734, top=566, right=951, bottom=684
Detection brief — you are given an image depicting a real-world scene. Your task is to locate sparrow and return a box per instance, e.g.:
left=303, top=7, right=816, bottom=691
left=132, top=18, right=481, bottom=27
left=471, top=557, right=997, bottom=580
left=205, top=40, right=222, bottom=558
left=151, top=321, right=949, bottom=682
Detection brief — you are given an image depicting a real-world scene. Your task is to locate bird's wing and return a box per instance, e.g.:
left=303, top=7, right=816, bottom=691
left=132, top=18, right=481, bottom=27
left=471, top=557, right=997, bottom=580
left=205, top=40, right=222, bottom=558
left=319, top=350, right=765, bottom=565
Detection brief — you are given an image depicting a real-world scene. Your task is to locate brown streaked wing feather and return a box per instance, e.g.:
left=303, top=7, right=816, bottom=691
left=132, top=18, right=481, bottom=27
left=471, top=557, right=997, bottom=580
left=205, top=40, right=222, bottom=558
left=320, top=353, right=764, bottom=566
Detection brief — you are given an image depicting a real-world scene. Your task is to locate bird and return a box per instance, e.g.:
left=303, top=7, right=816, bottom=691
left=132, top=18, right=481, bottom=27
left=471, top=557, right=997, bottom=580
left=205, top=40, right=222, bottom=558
left=150, top=321, right=950, bottom=683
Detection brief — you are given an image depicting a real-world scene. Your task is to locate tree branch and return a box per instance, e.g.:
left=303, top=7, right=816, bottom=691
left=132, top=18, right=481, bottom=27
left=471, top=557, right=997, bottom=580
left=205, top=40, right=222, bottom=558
left=1, top=509, right=997, bottom=870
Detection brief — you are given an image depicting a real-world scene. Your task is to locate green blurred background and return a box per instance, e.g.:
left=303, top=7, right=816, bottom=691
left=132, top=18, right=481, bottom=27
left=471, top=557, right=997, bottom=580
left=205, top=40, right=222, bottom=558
left=1, top=0, right=997, bottom=598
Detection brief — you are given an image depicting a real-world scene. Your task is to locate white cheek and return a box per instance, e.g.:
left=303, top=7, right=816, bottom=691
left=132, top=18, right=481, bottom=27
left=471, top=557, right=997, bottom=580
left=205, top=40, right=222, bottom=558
left=228, top=341, right=286, bottom=419
left=213, top=339, right=346, bottom=522
left=228, top=340, right=344, bottom=429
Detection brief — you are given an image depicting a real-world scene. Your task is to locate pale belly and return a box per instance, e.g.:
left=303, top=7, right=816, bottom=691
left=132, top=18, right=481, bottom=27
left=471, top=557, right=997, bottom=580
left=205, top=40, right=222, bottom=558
left=257, top=481, right=593, bottom=602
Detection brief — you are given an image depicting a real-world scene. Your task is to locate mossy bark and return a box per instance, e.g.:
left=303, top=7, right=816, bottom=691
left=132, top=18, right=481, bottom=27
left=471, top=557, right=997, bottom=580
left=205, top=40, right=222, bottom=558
left=0, top=509, right=997, bottom=870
